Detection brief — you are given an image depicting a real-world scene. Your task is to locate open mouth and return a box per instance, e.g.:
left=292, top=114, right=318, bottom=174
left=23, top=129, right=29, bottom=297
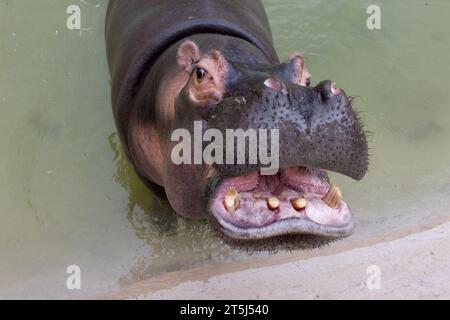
left=210, top=167, right=353, bottom=240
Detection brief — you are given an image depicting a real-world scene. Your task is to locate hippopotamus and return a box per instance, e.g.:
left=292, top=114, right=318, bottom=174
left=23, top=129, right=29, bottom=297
left=105, top=0, right=368, bottom=242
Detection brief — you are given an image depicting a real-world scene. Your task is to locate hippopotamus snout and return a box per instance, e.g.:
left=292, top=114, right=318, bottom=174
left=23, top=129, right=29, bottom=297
left=201, top=76, right=368, bottom=181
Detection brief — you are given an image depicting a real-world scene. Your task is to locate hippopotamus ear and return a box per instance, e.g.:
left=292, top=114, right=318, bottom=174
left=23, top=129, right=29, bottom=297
left=287, top=52, right=312, bottom=87
left=177, top=40, right=201, bottom=72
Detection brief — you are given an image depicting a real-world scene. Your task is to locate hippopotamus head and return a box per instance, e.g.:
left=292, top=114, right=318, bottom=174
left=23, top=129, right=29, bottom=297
left=160, top=40, right=368, bottom=241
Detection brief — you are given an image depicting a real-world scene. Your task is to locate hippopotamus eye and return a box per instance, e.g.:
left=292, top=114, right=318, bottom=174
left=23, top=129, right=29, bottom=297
left=306, top=78, right=311, bottom=87
left=195, top=67, right=207, bottom=80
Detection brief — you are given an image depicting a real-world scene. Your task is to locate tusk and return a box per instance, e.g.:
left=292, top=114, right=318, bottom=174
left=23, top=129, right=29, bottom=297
left=266, top=197, right=280, bottom=211
left=224, top=189, right=239, bottom=213
left=322, top=183, right=343, bottom=209
left=291, top=197, right=308, bottom=211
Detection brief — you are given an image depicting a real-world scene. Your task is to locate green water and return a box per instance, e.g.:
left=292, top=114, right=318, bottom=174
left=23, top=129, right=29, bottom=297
left=0, top=0, right=449, bottom=298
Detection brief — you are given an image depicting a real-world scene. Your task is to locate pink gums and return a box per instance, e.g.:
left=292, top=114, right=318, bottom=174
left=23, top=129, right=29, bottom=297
left=210, top=167, right=352, bottom=229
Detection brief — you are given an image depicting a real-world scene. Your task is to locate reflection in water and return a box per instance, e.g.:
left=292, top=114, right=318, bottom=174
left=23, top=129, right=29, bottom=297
left=107, top=133, right=238, bottom=286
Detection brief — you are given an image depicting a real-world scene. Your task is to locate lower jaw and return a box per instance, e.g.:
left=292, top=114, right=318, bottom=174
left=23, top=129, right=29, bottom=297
left=216, top=215, right=354, bottom=240
left=209, top=167, right=354, bottom=240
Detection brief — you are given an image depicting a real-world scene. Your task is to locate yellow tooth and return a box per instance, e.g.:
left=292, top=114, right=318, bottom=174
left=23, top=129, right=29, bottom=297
left=224, top=189, right=239, bottom=213
left=291, top=197, right=308, bottom=211
left=322, top=183, right=343, bottom=209
left=266, top=197, right=280, bottom=211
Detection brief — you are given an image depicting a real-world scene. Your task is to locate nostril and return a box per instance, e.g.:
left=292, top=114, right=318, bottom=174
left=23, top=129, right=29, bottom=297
left=330, top=82, right=342, bottom=96
left=316, top=80, right=343, bottom=100
left=264, top=78, right=282, bottom=92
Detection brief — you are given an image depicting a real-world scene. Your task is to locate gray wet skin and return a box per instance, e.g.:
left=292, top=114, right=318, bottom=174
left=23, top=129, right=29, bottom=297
left=106, top=0, right=369, bottom=242
left=200, top=73, right=368, bottom=181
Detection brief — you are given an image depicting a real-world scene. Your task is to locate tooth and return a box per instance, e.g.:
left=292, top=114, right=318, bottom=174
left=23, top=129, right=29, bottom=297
left=291, top=197, right=307, bottom=211
left=322, top=184, right=343, bottom=209
left=266, top=197, right=280, bottom=210
left=224, top=189, right=239, bottom=213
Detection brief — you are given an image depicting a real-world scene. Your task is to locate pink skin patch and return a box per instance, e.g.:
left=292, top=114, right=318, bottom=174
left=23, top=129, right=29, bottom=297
left=264, top=78, right=282, bottom=91
left=210, top=167, right=352, bottom=230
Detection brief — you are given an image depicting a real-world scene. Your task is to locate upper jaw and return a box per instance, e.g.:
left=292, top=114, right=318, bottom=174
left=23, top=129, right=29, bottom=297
left=209, top=167, right=354, bottom=240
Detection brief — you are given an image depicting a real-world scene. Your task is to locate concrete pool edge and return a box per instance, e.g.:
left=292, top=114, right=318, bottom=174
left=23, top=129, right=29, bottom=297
left=96, top=215, right=450, bottom=300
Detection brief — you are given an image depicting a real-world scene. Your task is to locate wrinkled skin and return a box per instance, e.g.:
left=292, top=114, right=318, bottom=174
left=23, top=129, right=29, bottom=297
left=106, top=1, right=369, bottom=243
